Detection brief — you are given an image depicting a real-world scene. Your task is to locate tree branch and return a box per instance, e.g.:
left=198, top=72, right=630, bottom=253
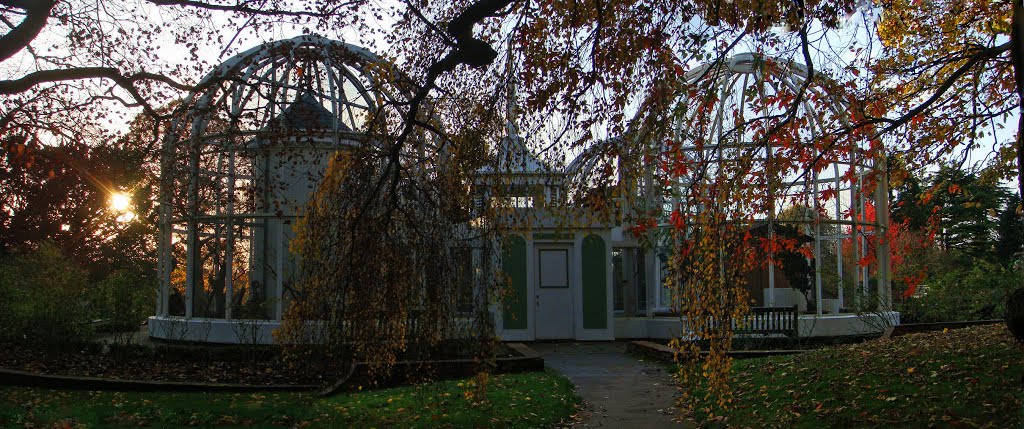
left=875, top=42, right=1011, bottom=135
left=0, top=0, right=55, bottom=62
left=144, top=0, right=353, bottom=18
left=0, top=67, right=193, bottom=94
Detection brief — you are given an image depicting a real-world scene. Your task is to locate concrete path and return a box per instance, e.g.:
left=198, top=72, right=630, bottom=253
left=531, top=342, right=690, bottom=428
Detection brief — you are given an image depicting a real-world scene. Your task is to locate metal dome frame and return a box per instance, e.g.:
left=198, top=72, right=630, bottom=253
left=665, top=52, right=891, bottom=315
left=152, top=35, right=428, bottom=342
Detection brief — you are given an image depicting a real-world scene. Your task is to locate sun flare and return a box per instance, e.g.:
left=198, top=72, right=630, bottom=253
left=110, top=192, right=131, bottom=213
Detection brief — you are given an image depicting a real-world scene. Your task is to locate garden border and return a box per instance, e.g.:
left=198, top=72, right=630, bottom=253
left=879, top=319, right=1004, bottom=339
left=0, top=343, right=544, bottom=393
left=626, top=340, right=806, bottom=363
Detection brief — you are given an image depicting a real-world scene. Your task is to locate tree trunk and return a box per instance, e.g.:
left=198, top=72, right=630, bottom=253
left=1012, top=0, right=1024, bottom=204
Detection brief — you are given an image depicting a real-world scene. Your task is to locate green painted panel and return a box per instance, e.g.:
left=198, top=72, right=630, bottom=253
left=532, top=232, right=575, bottom=240
left=501, top=235, right=528, bottom=330
left=581, top=234, right=608, bottom=329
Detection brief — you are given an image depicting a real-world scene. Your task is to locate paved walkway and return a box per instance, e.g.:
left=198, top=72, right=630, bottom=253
left=531, top=342, right=690, bottom=428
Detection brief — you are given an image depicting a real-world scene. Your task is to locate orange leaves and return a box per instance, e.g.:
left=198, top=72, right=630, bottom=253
left=660, top=138, right=691, bottom=179
left=871, top=0, right=1013, bottom=176
left=900, top=270, right=927, bottom=299
left=668, top=208, right=756, bottom=419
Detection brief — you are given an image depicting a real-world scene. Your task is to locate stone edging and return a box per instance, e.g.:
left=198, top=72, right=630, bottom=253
left=880, top=319, right=1004, bottom=339
left=319, top=342, right=545, bottom=396
left=0, top=367, right=319, bottom=392
left=0, top=343, right=545, bottom=394
left=626, top=340, right=806, bottom=363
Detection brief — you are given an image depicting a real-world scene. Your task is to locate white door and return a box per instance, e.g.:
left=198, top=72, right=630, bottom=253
left=535, top=247, right=574, bottom=339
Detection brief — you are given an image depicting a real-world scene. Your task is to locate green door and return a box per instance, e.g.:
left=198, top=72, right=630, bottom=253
left=582, top=234, right=607, bottom=329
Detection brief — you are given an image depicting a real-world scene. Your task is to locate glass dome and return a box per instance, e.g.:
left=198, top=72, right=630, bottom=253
left=665, top=52, right=891, bottom=313
left=152, top=35, right=422, bottom=342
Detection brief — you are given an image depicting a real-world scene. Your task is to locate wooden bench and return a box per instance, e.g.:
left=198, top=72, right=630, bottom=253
left=734, top=305, right=799, bottom=338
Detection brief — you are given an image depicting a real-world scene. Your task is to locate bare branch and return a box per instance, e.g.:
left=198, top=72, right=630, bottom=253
left=872, top=42, right=1011, bottom=135
left=145, top=0, right=355, bottom=18
left=0, top=67, right=193, bottom=94
left=0, top=0, right=55, bottom=62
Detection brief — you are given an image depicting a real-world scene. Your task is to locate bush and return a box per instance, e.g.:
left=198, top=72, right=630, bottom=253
left=898, top=258, right=1022, bottom=323
left=92, top=269, right=155, bottom=344
left=0, top=242, right=94, bottom=347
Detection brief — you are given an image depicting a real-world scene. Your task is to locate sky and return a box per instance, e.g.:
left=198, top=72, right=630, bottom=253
left=4, top=1, right=1015, bottom=178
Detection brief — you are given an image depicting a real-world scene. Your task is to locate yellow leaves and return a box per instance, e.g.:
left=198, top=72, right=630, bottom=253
left=873, top=0, right=1013, bottom=156
left=877, top=0, right=914, bottom=49
left=986, top=15, right=1013, bottom=34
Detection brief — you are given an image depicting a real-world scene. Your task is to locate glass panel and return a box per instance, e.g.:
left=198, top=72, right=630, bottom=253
left=231, top=225, right=271, bottom=319
left=539, top=249, right=569, bottom=288
left=168, top=230, right=188, bottom=317
left=612, top=249, right=624, bottom=312
left=192, top=222, right=227, bottom=318
left=635, top=249, right=647, bottom=312
left=657, top=250, right=672, bottom=310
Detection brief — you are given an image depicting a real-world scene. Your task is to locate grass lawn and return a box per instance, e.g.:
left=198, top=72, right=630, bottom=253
left=0, top=370, right=579, bottom=428
left=692, top=324, right=1024, bottom=428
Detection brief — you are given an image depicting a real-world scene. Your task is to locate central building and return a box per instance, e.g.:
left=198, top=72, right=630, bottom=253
left=149, top=37, right=894, bottom=344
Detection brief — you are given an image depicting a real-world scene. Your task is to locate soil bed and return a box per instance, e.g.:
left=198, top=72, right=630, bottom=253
left=0, top=340, right=517, bottom=388
left=0, top=342, right=343, bottom=386
left=660, top=333, right=879, bottom=351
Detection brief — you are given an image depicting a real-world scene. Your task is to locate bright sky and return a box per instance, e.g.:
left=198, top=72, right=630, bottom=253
left=5, top=1, right=1015, bottom=178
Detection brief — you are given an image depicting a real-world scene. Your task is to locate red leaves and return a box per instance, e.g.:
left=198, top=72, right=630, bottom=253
left=900, top=270, right=927, bottom=298
left=670, top=207, right=686, bottom=231
left=660, top=138, right=691, bottom=179
left=628, top=216, right=658, bottom=238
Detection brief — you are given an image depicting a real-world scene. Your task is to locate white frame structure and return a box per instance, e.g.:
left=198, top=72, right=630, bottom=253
left=152, top=35, right=419, bottom=342
left=669, top=53, right=891, bottom=315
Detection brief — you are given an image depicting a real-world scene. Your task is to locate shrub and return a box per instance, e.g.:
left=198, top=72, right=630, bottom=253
left=898, top=258, right=1022, bottom=323
left=0, top=242, right=94, bottom=347
left=92, top=269, right=155, bottom=345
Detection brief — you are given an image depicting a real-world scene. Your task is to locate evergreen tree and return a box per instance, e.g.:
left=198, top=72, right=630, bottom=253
left=996, top=195, right=1024, bottom=265
left=928, top=166, right=1009, bottom=260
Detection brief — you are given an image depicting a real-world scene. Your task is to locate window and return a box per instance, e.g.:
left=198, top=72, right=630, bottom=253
left=538, top=249, right=568, bottom=288
left=612, top=249, right=624, bottom=312
left=612, top=247, right=648, bottom=316
left=656, top=250, right=674, bottom=311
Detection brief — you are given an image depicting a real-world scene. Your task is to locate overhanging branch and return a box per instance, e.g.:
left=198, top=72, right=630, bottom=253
left=0, top=0, right=55, bottom=62
left=145, top=0, right=356, bottom=18
left=0, top=67, right=193, bottom=94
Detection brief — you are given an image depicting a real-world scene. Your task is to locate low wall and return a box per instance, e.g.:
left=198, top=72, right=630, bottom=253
left=148, top=316, right=280, bottom=344
left=626, top=340, right=806, bottom=363
left=614, top=317, right=685, bottom=339
left=798, top=312, right=900, bottom=337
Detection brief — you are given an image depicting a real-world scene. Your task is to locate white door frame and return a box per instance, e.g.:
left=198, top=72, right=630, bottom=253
left=534, top=244, right=574, bottom=340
